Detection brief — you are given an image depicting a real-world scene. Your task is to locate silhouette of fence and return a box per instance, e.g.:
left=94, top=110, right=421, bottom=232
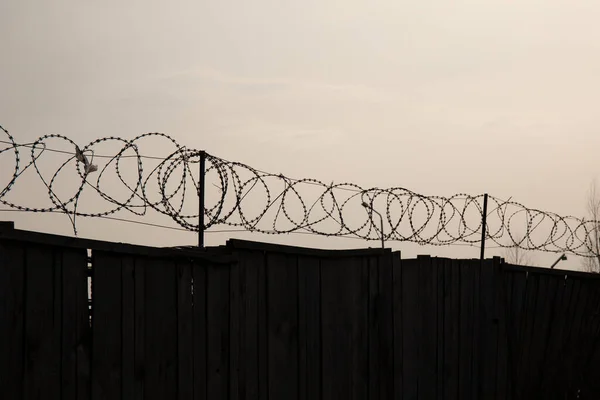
left=1, top=221, right=600, bottom=399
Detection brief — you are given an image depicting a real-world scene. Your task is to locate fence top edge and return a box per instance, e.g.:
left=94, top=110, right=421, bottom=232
left=226, top=238, right=394, bottom=257
left=0, top=225, right=235, bottom=264
left=501, top=262, right=600, bottom=280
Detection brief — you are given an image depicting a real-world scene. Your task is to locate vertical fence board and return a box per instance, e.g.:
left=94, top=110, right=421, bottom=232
left=206, top=263, right=230, bottom=400
left=401, top=258, right=420, bottom=399
left=443, top=258, right=460, bottom=400
left=457, top=260, right=475, bottom=400
left=134, top=257, right=146, bottom=400
left=144, top=258, right=178, bottom=400
left=121, top=256, right=135, bottom=400
left=418, top=255, right=437, bottom=400
left=257, top=253, right=268, bottom=400
left=368, top=255, right=380, bottom=400
left=479, top=259, right=498, bottom=398
left=229, top=259, right=240, bottom=400
left=24, top=244, right=61, bottom=399
left=378, top=253, right=394, bottom=400
left=470, top=260, right=481, bottom=400
left=192, top=261, right=207, bottom=400
left=321, top=256, right=368, bottom=400
left=298, top=255, right=321, bottom=400
left=266, top=252, right=299, bottom=400
left=238, top=250, right=261, bottom=400
left=506, top=270, right=527, bottom=399
left=392, top=254, right=403, bottom=399
left=494, top=262, right=509, bottom=400
left=91, top=251, right=122, bottom=400
left=61, top=248, right=91, bottom=400
left=518, top=272, right=539, bottom=398
left=436, top=258, right=445, bottom=400
left=532, top=275, right=559, bottom=396
left=178, top=261, right=193, bottom=400
left=538, top=273, right=568, bottom=397
left=0, top=240, right=25, bottom=399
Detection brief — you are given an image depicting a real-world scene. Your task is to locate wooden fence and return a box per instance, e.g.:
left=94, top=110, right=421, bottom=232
left=1, top=222, right=600, bottom=399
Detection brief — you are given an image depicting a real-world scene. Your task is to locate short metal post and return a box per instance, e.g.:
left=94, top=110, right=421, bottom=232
left=480, top=193, right=488, bottom=263
left=198, top=151, right=206, bottom=248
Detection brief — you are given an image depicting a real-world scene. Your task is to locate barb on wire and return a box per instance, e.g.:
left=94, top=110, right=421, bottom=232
left=1, top=124, right=598, bottom=257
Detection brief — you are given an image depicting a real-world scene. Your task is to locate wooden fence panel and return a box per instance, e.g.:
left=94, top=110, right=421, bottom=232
left=178, top=261, right=194, bottom=400
left=1, top=242, right=91, bottom=400
left=442, top=258, right=460, bottom=400
left=418, top=255, right=437, bottom=400
left=392, top=254, right=403, bottom=399
left=206, top=263, right=230, bottom=400
left=479, top=258, right=499, bottom=399
left=61, top=248, right=92, bottom=400
left=297, top=255, right=321, bottom=400
left=232, top=250, right=262, bottom=400
left=91, top=251, right=124, bottom=400
left=0, top=239, right=25, bottom=399
left=401, top=258, right=420, bottom=399
left=377, top=253, right=394, bottom=400
left=266, top=252, right=299, bottom=400
left=320, top=256, right=368, bottom=400
left=192, top=260, right=207, bottom=400
left=145, top=257, right=179, bottom=400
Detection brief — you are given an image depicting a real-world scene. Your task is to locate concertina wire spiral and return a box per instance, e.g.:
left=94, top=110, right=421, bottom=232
left=1, top=124, right=598, bottom=257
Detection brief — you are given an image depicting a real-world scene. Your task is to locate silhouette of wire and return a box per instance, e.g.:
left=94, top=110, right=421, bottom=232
left=1, top=124, right=598, bottom=257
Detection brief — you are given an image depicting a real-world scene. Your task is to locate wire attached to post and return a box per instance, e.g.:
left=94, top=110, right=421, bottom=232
left=198, top=151, right=206, bottom=248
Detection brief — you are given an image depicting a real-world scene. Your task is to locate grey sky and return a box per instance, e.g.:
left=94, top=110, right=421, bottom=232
left=2, top=1, right=600, bottom=269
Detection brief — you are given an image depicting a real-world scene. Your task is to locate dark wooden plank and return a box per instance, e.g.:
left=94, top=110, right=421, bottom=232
left=368, top=255, right=380, bottom=400
left=91, top=251, right=123, bottom=400
left=192, top=260, right=207, bottom=400
left=504, top=270, right=527, bottom=399
left=238, top=250, right=261, bottom=400
left=257, top=252, right=268, bottom=400
left=229, top=259, right=240, bottom=400
left=436, top=258, right=445, bottom=400
left=378, top=252, right=394, bottom=400
left=530, top=274, right=560, bottom=396
left=61, top=248, right=91, bottom=400
left=297, top=255, right=321, bottom=400
left=469, top=259, right=481, bottom=400
left=401, top=258, right=420, bottom=399
left=457, top=260, right=476, bottom=400
left=537, top=272, right=569, bottom=397
left=418, top=255, right=436, bottom=400
left=478, top=258, right=499, bottom=398
left=144, top=257, right=178, bottom=400
left=266, top=252, right=299, bottom=400
left=206, top=263, right=230, bottom=400
left=561, top=278, right=588, bottom=396
left=515, top=271, right=540, bottom=398
left=443, top=258, right=460, bottom=400
left=23, top=244, right=61, bottom=400
left=178, top=260, right=194, bottom=400
left=134, top=257, right=146, bottom=400
left=392, top=253, right=403, bottom=400
left=121, top=256, right=135, bottom=400
left=494, top=260, right=510, bottom=400
left=0, top=239, right=25, bottom=399
left=320, top=255, right=368, bottom=400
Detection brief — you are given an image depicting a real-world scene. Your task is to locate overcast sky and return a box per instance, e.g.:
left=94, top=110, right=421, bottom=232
left=2, top=0, right=600, bottom=269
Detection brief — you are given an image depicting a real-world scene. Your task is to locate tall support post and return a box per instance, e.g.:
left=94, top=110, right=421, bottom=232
left=198, top=151, right=206, bottom=248
left=480, top=193, right=489, bottom=263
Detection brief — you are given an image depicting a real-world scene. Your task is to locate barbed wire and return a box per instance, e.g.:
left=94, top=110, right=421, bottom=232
left=1, top=124, right=599, bottom=257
